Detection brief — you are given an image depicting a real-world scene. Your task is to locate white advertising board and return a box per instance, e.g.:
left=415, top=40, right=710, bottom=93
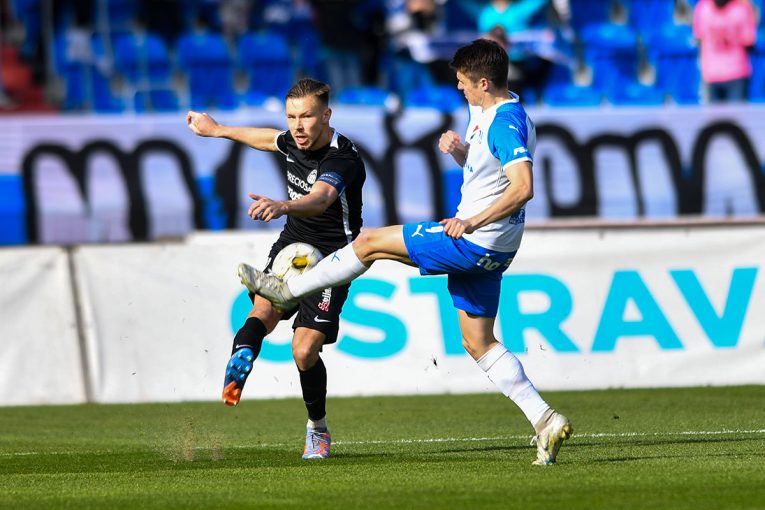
left=71, top=225, right=765, bottom=404
left=0, top=247, right=86, bottom=405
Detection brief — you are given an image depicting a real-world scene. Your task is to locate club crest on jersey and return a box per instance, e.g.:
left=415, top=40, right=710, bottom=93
left=307, top=169, right=318, bottom=184
left=468, top=125, right=483, bottom=145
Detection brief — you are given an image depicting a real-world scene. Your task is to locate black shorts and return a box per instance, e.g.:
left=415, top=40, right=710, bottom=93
left=248, top=236, right=350, bottom=344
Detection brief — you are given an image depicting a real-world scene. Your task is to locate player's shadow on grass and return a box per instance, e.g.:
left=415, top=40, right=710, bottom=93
left=332, top=444, right=533, bottom=460
left=430, top=444, right=531, bottom=455
left=595, top=436, right=761, bottom=463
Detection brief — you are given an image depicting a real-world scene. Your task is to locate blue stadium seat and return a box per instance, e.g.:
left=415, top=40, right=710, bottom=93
left=405, top=85, right=464, bottom=112
left=625, top=0, right=677, bottom=38
left=238, top=32, right=294, bottom=100
left=293, top=29, right=323, bottom=79
left=113, top=32, right=179, bottom=111
left=11, top=0, right=41, bottom=60
left=53, top=33, right=124, bottom=112
left=519, top=88, right=538, bottom=106
left=544, top=62, right=575, bottom=89
left=134, top=90, right=179, bottom=113
left=646, top=25, right=700, bottom=104
left=543, top=84, right=602, bottom=106
left=444, top=0, right=482, bottom=31
left=749, top=30, right=765, bottom=102
left=570, top=0, right=613, bottom=30
left=609, top=82, right=666, bottom=106
left=580, top=23, right=640, bottom=97
left=114, top=32, right=173, bottom=85
left=384, top=54, right=435, bottom=100
left=337, top=86, right=394, bottom=107
left=177, top=32, right=237, bottom=110
left=94, top=0, right=138, bottom=33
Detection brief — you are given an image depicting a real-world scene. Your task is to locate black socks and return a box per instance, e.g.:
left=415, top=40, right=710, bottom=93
left=231, top=317, right=267, bottom=357
left=299, top=357, right=327, bottom=421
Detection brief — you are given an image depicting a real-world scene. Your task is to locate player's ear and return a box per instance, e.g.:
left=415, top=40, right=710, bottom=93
left=323, top=107, right=331, bottom=123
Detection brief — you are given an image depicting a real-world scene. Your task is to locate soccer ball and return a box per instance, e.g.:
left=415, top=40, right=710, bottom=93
left=270, top=242, right=323, bottom=281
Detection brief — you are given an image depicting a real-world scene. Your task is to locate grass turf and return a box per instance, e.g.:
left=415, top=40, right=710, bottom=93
left=1, top=386, right=764, bottom=510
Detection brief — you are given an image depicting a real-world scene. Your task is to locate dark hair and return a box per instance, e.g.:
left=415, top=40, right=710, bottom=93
left=286, top=78, right=331, bottom=107
left=450, top=39, right=509, bottom=89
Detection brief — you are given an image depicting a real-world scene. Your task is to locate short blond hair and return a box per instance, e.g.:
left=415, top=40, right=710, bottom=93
left=286, top=78, right=331, bottom=107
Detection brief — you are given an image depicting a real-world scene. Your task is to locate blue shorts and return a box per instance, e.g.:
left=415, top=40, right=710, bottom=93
left=402, top=221, right=516, bottom=317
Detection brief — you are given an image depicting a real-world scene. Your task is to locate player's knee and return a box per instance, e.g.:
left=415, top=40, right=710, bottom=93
left=352, top=229, right=378, bottom=263
left=292, top=343, right=318, bottom=370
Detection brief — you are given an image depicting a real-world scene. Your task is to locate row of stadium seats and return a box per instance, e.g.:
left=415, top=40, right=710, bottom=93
left=51, top=28, right=469, bottom=113
left=51, top=22, right=765, bottom=113
left=13, top=0, right=765, bottom=112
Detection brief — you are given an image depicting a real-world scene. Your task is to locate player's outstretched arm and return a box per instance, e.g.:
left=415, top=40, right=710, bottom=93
left=440, top=160, right=533, bottom=239
left=186, top=111, right=281, bottom=152
left=439, top=130, right=468, bottom=167
left=247, top=182, right=339, bottom=222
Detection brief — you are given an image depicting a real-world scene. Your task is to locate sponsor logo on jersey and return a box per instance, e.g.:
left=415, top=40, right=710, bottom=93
left=287, top=171, right=312, bottom=193
left=318, top=288, right=332, bottom=312
left=508, top=208, right=525, bottom=225
left=513, top=146, right=528, bottom=156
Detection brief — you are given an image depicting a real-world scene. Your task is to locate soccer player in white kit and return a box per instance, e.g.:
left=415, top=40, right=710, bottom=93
left=239, top=39, right=573, bottom=465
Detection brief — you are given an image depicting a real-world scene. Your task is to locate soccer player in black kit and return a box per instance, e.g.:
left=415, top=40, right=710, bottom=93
left=186, top=78, right=365, bottom=459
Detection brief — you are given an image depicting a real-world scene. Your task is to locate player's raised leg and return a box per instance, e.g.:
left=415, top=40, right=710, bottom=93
left=239, top=225, right=411, bottom=309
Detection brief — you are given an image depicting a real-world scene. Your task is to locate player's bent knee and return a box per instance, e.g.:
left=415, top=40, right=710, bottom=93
left=292, top=343, right=319, bottom=370
left=352, top=229, right=379, bottom=262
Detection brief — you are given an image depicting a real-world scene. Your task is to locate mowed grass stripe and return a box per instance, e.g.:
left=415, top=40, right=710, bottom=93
left=4, top=428, right=765, bottom=457
left=0, top=386, right=764, bottom=510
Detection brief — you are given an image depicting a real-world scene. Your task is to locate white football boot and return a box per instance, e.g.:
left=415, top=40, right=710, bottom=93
left=531, top=413, right=573, bottom=465
left=238, top=263, right=298, bottom=313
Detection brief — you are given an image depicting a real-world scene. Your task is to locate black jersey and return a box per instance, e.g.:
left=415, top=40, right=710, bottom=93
left=274, top=129, right=365, bottom=253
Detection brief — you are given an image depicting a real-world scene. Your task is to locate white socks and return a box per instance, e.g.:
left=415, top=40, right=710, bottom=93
left=307, top=417, right=327, bottom=430
left=477, top=343, right=551, bottom=427
left=287, top=243, right=369, bottom=298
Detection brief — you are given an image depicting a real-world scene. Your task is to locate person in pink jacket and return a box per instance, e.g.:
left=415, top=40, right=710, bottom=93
left=693, top=0, right=757, bottom=103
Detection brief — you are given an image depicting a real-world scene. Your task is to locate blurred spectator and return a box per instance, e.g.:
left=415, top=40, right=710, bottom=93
left=357, top=0, right=388, bottom=86
left=310, top=0, right=363, bottom=92
left=260, top=0, right=314, bottom=35
left=478, top=0, right=549, bottom=35
left=478, top=0, right=573, bottom=101
left=386, top=0, right=450, bottom=93
left=138, top=0, right=184, bottom=47
left=693, top=0, right=757, bottom=103
left=219, top=0, right=251, bottom=43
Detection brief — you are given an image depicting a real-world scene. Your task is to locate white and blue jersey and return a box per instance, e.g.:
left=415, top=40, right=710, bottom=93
left=459, top=92, right=536, bottom=253
left=402, top=93, right=535, bottom=317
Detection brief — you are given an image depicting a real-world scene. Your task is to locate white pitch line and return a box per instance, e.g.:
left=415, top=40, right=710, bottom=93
left=2, top=429, right=764, bottom=457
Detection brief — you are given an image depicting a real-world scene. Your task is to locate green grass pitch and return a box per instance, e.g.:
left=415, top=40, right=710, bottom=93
left=1, top=386, right=764, bottom=510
